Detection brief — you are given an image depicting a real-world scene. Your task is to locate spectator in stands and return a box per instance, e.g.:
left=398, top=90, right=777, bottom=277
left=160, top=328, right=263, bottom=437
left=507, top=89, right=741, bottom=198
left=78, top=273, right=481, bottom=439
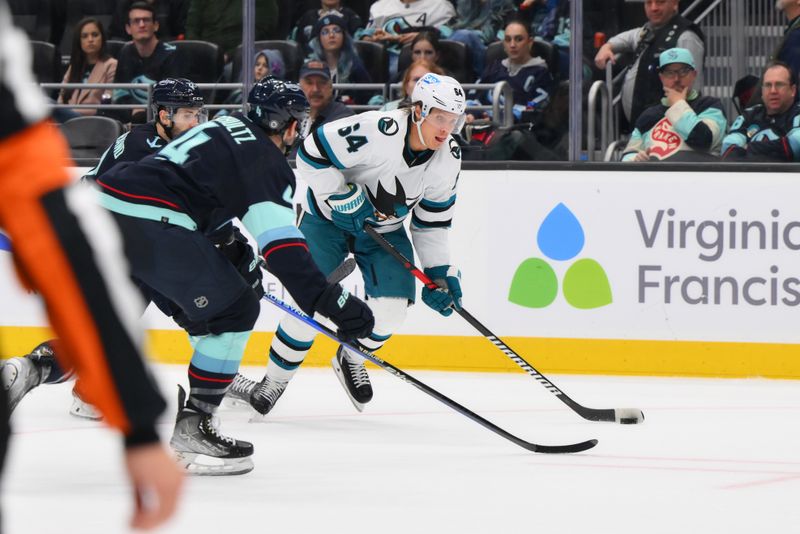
left=298, top=60, right=354, bottom=137
left=773, top=0, right=800, bottom=80
left=621, top=48, right=725, bottom=162
left=111, top=0, right=189, bottom=41
left=594, top=0, right=704, bottom=127
left=308, top=12, right=371, bottom=104
left=722, top=61, right=800, bottom=162
left=185, top=0, right=278, bottom=59
left=470, top=20, right=553, bottom=122
left=216, top=49, right=285, bottom=117
left=409, top=31, right=443, bottom=70
left=55, top=17, right=117, bottom=123
left=445, top=0, right=517, bottom=79
left=358, top=0, right=456, bottom=78
left=292, top=0, right=363, bottom=56
left=381, top=58, right=444, bottom=110
left=113, top=2, right=180, bottom=122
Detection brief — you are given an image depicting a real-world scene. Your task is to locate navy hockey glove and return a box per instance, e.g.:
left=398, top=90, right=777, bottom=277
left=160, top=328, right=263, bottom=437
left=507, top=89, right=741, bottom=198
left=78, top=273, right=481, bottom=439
left=421, top=265, right=463, bottom=317
left=315, top=283, right=375, bottom=341
left=219, top=227, right=265, bottom=299
left=326, top=184, right=375, bottom=235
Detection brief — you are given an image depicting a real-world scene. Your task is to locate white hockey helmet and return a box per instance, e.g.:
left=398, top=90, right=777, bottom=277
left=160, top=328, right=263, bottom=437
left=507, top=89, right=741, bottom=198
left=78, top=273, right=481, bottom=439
left=410, top=73, right=467, bottom=132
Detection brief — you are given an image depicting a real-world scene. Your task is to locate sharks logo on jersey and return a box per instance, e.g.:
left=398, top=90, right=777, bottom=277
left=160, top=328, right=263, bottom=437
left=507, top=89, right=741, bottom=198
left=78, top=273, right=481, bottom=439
left=367, top=177, right=420, bottom=221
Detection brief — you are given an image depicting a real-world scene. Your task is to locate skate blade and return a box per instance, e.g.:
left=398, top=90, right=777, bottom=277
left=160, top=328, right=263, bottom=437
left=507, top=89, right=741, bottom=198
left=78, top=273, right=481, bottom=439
left=331, top=358, right=366, bottom=413
left=69, top=403, right=103, bottom=421
left=174, top=451, right=254, bottom=476
left=248, top=412, right=271, bottom=423
left=220, top=396, right=252, bottom=410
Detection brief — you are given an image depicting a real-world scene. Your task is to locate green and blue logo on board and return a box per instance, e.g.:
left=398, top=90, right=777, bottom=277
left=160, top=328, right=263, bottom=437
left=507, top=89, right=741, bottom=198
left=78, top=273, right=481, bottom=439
left=509, top=203, right=612, bottom=309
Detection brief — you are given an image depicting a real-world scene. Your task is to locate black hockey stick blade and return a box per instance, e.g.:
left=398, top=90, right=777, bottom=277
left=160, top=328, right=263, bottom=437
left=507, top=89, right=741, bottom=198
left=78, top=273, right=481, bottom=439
left=262, top=292, right=598, bottom=454
left=326, top=257, right=357, bottom=284
left=364, top=225, right=644, bottom=425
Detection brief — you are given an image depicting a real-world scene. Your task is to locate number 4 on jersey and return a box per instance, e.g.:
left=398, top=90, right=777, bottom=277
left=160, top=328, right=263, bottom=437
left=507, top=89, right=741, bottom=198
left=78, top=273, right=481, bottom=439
left=337, top=123, right=368, bottom=153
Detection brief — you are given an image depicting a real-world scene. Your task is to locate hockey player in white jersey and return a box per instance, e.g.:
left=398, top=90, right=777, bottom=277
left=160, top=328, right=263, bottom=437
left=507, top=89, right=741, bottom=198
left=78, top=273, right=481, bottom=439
left=238, top=73, right=466, bottom=413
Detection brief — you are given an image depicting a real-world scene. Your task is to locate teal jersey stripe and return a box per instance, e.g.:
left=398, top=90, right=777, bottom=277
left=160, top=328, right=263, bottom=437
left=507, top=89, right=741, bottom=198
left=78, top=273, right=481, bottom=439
left=317, top=127, right=345, bottom=169
left=420, top=194, right=456, bottom=209
left=98, top=192, right=197, bottom=231
left=255, top=225, right=305, bottom=252
left=242, top=200, right=296, bottom=249
left=298, top=145, right=330, bottom=169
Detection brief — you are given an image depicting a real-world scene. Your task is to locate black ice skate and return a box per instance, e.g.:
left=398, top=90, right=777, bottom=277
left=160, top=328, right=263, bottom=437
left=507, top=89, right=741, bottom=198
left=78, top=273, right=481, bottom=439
left=170, top=385, right=254, bottom=476
left=249, top=375, right=289, bottom=415
left=0, top=341, right=55, bottom=413
left=331, top=346, right=372, bottom=412
left=222, top=373, right=258, bottom=408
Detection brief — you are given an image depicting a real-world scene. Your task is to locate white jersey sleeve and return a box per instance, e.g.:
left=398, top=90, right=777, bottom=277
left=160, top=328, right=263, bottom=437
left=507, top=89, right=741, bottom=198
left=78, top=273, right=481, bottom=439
left=296, top=114, right=377, bottom=216
left=410, top=138, right=461, bottom=269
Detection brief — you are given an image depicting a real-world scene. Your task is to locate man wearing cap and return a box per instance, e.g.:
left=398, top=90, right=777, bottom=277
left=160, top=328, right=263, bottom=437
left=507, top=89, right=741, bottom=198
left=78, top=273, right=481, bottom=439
left=298, top=60, right=355, bottom=135
left=722, top=61, right=800, bottom=162
left=621, top=47, right=726, bottom=162
left=594, top=0, right=704, bottom=127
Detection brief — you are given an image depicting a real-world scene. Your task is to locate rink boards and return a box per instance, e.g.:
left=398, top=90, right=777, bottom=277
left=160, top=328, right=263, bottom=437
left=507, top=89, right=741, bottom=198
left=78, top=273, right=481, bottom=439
left=0, top=167, right=798, bottom=378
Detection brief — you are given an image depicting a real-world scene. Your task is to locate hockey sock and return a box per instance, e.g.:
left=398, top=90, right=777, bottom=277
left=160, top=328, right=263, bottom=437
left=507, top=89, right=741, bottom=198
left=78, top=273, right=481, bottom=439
left=265, top=322, right=314, bottom=382
left=187, top=364, right=235, bottom=413
left=187, top=331, right=250, bottom=413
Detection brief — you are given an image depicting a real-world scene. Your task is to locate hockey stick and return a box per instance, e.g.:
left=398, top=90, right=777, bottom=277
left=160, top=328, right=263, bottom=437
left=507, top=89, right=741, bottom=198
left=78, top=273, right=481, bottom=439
left=364, top=225, right=644, bottom=425
left=261, top=292, right=598, bottom=454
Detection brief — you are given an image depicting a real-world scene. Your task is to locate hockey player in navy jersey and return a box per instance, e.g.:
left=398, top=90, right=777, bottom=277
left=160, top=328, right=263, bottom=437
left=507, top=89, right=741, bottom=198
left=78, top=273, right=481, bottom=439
left=87, top=77, right=208, bottom=179
left=241, top=73, right=466, bottom=414
left=94, top=77, right=374, bottom=475
left=2, top=78, right=263, bottom=420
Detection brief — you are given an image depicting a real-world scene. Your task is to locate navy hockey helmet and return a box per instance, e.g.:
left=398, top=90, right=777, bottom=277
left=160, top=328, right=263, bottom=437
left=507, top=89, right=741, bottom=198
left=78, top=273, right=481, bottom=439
left=246, top=76, right=311, bottom=138
left=150, top=77, right=205, bottom=117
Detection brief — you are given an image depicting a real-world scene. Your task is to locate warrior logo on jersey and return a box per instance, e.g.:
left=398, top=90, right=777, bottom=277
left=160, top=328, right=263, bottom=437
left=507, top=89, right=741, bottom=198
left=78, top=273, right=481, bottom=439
left=367, top=177, right=419, bottom=220
left=449, top=138, right=461, bottom=160
left=378, top=117, right=399, bottom=136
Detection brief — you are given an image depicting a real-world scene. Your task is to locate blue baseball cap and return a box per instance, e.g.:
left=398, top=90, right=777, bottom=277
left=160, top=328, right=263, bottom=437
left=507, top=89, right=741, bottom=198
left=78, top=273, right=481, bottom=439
left=658, top=48, right=696, bottom=70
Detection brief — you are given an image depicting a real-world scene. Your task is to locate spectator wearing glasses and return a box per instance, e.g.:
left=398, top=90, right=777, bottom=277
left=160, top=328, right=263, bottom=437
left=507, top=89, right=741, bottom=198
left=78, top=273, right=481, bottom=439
left=382, top=58, right=444, bottom=110
left=55, top=17, right=117, bottom=122
left=292, top=0, right=364, bottom=55
left=722, top=61, right=800, bottom=162
left=113, top=2, right=180, bottom=122
left=470, top=20, right=553, bottom=122
left=308, top=12, right=371, bottom=103
left=622, top=48, right=725, bottom=162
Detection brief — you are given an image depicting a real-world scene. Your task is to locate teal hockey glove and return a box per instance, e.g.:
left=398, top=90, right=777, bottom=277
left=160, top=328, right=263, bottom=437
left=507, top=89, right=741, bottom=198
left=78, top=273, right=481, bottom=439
left=421, top=265, right=462, bottom=317
left=326, top=184, right=375, bottom=235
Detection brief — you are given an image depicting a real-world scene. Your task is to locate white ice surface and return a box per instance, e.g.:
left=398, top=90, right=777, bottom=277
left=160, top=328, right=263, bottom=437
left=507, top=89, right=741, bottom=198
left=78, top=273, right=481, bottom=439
left=5, top=364, right=800, bottom=533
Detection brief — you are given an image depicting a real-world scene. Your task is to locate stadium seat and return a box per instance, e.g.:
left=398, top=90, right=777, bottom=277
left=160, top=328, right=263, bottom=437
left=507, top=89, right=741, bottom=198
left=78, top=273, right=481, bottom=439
left=60, top=116, right=125, bottom=164
left=397, top=40, right=473, bottom=83
left=484, top=39, right=560, bottom=80
left=353, top=41, right=388, bottom=83
left=168, top=40, right=224, bottom=103
left=232, top=40, right=303, bottom=83
left=30, top=40, right=62, bottom=83
left=9, top=0, right=53, bottom=43
left=106, top=39, right=127, bottom=59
